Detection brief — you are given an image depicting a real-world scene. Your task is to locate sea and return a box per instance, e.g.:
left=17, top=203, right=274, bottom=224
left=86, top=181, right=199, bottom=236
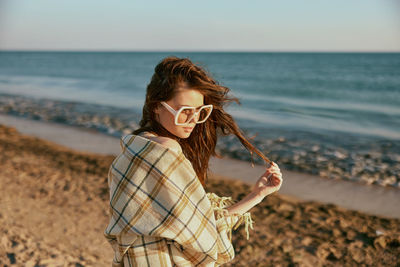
left=0, top=51, right=399, bottom=187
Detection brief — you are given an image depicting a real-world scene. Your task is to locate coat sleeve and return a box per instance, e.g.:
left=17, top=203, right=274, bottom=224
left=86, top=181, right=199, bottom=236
left=206, top=192, right=255, bottom=265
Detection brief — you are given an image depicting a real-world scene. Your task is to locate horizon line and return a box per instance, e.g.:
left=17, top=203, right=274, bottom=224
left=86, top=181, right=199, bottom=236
left=1, top=49, right=399, bottom=53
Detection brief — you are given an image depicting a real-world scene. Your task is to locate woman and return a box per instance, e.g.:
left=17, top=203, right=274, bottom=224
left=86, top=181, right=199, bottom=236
left=104, top=56, right=283, bottom=266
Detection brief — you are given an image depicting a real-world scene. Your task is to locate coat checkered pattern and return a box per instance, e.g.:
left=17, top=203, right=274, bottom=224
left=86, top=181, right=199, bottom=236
left=104, top=133, right=254, bottom=266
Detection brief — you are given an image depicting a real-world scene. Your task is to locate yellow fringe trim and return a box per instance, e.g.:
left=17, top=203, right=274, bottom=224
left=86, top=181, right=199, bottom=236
left=206, top=192, right=255, bottom=241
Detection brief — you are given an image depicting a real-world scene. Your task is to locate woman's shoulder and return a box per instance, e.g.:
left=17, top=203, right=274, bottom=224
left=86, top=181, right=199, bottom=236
left=153, top=136, right=182, bottom=153
left=140, top=131, right=182, bottom=154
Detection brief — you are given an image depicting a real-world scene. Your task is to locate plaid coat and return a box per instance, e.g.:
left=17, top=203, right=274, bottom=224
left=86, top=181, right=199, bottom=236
left=104, top=134, right=254, bottom=266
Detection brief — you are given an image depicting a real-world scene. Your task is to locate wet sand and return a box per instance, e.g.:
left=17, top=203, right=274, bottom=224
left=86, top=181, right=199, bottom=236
left=0, top=122, right=399, bottom=266
left=1, top=113, right=399, bottom=219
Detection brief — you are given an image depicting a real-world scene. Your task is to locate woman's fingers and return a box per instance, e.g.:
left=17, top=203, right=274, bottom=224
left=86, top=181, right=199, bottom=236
left=262, top=173, right=282, bottom=186
left=260, top=162, right=283, bottom=185
left=266, top=166, right=280, bottom=174
left=264, top=169, right=282, bottom=177
left=263, top=162, right=283, bottom=191
left=273, top=175, right=282, bottom=184
left=269, top=161, right=280, bottom=169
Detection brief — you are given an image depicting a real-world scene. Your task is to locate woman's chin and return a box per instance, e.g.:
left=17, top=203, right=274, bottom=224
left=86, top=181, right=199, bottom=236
left=182, top=133, right=191, bottom=138
left=178, top=131, right=192, bottom=138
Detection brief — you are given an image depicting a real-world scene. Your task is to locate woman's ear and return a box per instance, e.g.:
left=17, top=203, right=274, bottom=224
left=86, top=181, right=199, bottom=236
left=154, top=103, right=161, bottom=115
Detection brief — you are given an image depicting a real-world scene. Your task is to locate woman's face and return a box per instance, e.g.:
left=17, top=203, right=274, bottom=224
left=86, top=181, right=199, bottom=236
left=154, top=86, right=204, bottom=139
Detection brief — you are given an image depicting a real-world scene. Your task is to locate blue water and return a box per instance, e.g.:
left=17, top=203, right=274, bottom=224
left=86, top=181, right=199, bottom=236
left=1, top=51, right=400, bottom=187
left=1, top=51, right=399, bottom=140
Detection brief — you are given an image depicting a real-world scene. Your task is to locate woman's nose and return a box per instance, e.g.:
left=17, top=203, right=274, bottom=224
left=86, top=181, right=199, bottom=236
left=189, top=112, right=200, bottom=124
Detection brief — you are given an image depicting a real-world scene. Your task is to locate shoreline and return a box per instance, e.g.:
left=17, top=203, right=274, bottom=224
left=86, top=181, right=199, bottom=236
left=1, top=92, right=399, bottom=188
left=1, top=113, right=400, bottom=219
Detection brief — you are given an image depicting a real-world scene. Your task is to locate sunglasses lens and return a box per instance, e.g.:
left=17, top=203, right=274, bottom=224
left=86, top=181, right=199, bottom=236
left=177, top=106, right=212, bottom=124
left=197, top=106, right=212, bottom=122
left=177, top=108, right=194, bottom=124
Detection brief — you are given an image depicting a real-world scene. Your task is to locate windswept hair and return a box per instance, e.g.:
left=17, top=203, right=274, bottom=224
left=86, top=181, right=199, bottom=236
left=132, top=56, right=272, bottom=187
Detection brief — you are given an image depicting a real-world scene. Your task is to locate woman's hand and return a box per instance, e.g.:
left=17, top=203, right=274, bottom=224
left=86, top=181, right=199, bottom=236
left=252, top=161, right=283, bottom=201
left=225, top=162, right=283, bottom=215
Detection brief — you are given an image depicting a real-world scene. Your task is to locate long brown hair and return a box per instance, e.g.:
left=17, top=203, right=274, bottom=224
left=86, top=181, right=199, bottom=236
left=132, top=56, right=272, bottom=187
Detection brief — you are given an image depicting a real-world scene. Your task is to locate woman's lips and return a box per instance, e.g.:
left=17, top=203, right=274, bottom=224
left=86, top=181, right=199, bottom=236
left=183, top=127, right=193, bottom=131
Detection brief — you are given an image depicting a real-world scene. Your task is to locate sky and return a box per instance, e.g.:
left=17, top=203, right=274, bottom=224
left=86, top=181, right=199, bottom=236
left=0, top=0, right=399, bottom=52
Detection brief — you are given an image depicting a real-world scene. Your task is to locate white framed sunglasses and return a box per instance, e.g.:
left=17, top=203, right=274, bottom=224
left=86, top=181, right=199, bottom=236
left=160, top=101, right=213, bottom=126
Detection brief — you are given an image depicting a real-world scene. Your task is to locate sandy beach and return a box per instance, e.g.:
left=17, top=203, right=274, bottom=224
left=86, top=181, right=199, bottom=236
left=0, top=117, right=400, bottom=266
